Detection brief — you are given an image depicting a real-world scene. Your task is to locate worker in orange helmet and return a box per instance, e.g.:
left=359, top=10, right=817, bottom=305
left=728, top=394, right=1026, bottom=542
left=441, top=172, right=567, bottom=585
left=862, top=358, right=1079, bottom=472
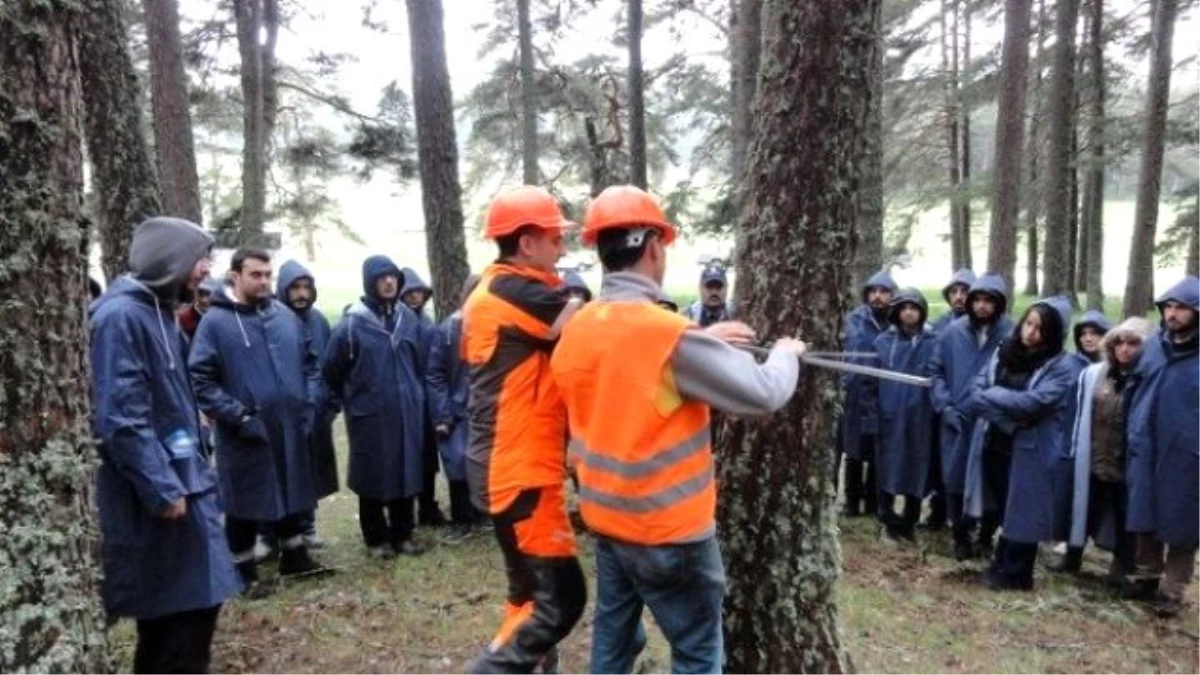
left=462, top=185, right=585, bottom=674
left=550, top=185, right=807, bottom=674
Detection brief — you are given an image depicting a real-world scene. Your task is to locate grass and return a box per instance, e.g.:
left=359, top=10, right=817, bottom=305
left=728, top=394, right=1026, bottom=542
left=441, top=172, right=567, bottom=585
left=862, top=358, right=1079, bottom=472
left=109, top=422, right=1198, bottom=673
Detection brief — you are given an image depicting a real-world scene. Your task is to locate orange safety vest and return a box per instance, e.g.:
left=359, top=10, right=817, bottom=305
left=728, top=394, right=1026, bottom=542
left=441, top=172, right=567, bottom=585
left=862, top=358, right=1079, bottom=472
left=462, top=263, right=569, bottom=514
left=551, top=300, right=715, bottom=545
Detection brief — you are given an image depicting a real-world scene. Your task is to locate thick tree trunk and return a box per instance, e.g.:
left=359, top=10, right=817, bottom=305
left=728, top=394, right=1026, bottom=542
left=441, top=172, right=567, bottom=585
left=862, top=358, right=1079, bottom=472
left=1067, top=117, right=1080, bottom=303
left=940, top=0, right=964, bottom=270
left=855, top=8, right=885, bottom=285
left=627, top=0, right=647, bottom=190
left=1040, top=0, right=1078, bottom=298
left=143, top=0, right=202, bottom=224
left=1123, top=0, right=1178, bottom=317
left=79, top=0, right=163, bottom=282
left=234, top=0, right=278, bottom=236
left=1023, top=0, right=1047, bottom=296
left=720, top=2, right=879, bottom=671
left=406, top=0, right=470, bottom=320
left=1188, top=212, right=1199, bottom=277
left=517, top=0, right=538, bottom=185
left=987, top=0, right=1034, bottom=293
left=729, top=0, right=761, bottom=192
left=0, top=2, right=109, bottom=671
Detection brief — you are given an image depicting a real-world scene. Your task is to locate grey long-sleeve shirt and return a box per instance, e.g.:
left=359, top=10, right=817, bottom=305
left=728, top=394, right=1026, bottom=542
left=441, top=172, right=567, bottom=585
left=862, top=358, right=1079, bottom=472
left=599, top=272, right=799, bottom=416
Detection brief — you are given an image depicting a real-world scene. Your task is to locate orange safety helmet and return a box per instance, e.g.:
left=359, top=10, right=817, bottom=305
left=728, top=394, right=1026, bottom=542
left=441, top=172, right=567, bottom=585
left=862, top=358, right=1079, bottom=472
left=484, top=186, right=571, bottom=240
left=581, top=185, right=676, bottom=246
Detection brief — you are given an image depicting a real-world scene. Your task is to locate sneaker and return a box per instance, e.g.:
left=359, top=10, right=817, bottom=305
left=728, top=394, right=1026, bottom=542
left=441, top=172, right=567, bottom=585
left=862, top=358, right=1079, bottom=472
left=395, top=539, right=425, bottom=556
left=369, top=544, right=397, bottom=560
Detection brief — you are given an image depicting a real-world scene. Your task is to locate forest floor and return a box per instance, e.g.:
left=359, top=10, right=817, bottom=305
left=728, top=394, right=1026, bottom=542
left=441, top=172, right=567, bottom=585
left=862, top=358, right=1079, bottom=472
left=110, top=425, right=1198, bottom=674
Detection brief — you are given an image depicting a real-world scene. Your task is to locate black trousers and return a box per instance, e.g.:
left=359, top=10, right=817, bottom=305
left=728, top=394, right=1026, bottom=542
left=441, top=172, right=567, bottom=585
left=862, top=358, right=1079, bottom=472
left=419, top=426, right=442, bottom=517
left=989, top=537, right=1039, bottom=589
left=359, top=496, right=415, bottom=548
left=227, top=514, right=308, bottom=558
left=924, top=443, right=948, bottom=525
left=134, top=605, right=222, bottom=674
left=843, top=441, right=878, bottom=512
left=449, top=479, right=481, bottom=524
left=1084, top=477, right=1136, bottom=574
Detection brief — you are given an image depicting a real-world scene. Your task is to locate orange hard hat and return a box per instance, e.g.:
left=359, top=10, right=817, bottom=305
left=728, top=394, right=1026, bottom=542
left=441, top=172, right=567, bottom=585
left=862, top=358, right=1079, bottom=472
left=581, top=185, right=676, bottom=246
left=484, top=186, right=571, bottom=240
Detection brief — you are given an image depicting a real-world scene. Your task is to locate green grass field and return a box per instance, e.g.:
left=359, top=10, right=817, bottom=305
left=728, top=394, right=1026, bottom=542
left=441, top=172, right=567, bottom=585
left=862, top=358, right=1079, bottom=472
left=109, top=422, right=1198, bottom=673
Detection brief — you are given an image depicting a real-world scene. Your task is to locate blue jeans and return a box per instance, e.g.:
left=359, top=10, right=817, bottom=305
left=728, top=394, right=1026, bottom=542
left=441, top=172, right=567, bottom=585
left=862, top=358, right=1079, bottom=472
left=590, top=535, right=726, bottom=674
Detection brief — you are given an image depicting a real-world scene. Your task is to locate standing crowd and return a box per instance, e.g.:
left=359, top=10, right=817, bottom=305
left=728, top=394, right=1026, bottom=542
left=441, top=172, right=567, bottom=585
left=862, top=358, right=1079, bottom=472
left=86, top=185, right=1194, bottom=675
left=837, top=267, right=1198, bottom=613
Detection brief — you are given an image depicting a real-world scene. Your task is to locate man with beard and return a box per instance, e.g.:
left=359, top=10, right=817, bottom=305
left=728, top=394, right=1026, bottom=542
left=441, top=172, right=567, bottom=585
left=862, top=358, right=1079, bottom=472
left=401, top=267, right=449, bottom=528
left=928, top=273, right=1013, bottom=560
left=1124, top=275, right=1199, bottom=616
left=931, top=269, right=976, bottom=334
left=91, top=217, right=241, bottom=673
left=177, top=276, right=222, bottom=341
left=682, top=263, right=733, bottom=327
left=190, top=248, right=329, bottom=591
left=324, top=256, right=428, bottom=558
left=839, top=270, right=897, bottom=517
left=276, top=260, right=339, bottom=545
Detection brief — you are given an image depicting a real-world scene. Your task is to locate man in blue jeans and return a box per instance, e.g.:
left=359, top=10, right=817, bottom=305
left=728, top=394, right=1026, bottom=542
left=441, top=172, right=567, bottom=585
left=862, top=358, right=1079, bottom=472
left=551, top=186, right=805, bottom=674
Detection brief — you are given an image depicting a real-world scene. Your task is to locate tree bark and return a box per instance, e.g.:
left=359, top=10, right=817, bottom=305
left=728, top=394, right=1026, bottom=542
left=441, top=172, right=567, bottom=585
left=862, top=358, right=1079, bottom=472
left=1123, top=0, right=1178, bottom=317
left=0, top=2, right=109, bottom=671
left=856, top=6, right=885, bottom=284
left=1023, top=0, right=1047, bottom=296
left=627, top=0, right=647, bottom=189
left=987, top=0, right=1034, bottom=293
left=720, top=1, right=879, bottom=671
left=960, top=1, right=972, bottom=266
left=143, top=0, right=202, bottom=224
left=729, top=0, right=761, bottom=195
left=940, top=0, right=964, bottom=271
left=517, top=0, right=538, bottom=185
left=79, top=0, right=163, bottom=282
left=406, top=0, right=470, bottom=320
left=234, top=0, right=278, bottom=236
left=1188, top=211, right=1199, bottom=277
left=1040, top=0, right=1079, bottom=298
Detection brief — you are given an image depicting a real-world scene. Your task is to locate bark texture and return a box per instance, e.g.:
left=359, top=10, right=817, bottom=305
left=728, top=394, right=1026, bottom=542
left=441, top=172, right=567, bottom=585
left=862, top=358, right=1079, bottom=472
left=0, top=1, right=109, bottom=670
left=406, top=0, right=470, bottom=319
left=79, top=0, right=163, bottom=281
left=143, top=0, right=202, bottom=224
left=719, top=1, right=879, bottom=671
left=987, top=0, right=1033, bottom=293
left=1123, top=0, right=1178, bottom=317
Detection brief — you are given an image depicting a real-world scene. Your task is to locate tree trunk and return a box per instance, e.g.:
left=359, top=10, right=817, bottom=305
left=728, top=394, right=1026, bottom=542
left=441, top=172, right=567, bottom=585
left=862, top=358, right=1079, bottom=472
left=1023, top=0, right=1047, bottom=296
left=1067, top=115, right=1080, bottom=303
left=987, top=0, right=1034, bottom=293
left=234, top=0, right=278, bottom=237
left=78, top=0, right=163, bottom=282
left=627, top=0, right=647, bottom=189
left=720, top=1, right=879, bottom=671
left=1040, top=0, right=1079, bottom=298
left=941, top=0, right=964, bottom=271
left=406, top=0, right=470, bottom=320
left=0, top=2, right=109, bottom=671
left=143, top=0, right=202, bottom=224
left=1123, top=0, right=1178, bottom=317
left=855, top=7, right=885, bottom=284
left=729, top=0, right=761, bottom=193
left=1187, top=212, right=1199, bottom=277
left=960, top=1, right=973, bottom=267
left=517, top=0, right=538, bottom=185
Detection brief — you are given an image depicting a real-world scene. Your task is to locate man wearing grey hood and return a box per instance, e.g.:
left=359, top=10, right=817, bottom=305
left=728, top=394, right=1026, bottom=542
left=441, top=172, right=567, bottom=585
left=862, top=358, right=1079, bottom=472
left=90, top=217, right=241, bottom=673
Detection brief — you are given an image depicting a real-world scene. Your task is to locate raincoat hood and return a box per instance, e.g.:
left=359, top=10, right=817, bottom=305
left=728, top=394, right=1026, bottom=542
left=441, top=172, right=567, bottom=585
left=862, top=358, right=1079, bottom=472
left=401, top=267, right=433, bottom=309
left=1072, top=309, right=1112, bottom=354
left=861, top=269, right=899, bottom=304
left=128, top=217, right=213, bottom=300
left=966, top=273, right=1009, bottom=318
left=1155, top=275, right=1200, bottom=312
left=362, top=255, right=402, bottom=301
left=276, top=259, right=318, bottom=310
left=942, top=268, right=977, bottom=303
left=888, top=287, right=929, bottom=328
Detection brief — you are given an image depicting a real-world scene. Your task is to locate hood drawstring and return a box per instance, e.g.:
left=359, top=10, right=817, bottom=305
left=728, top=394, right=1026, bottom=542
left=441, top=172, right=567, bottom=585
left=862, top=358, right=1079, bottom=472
left=151, top=295, right=177, bottom=371
left=234, top=311, right=251, bottom=348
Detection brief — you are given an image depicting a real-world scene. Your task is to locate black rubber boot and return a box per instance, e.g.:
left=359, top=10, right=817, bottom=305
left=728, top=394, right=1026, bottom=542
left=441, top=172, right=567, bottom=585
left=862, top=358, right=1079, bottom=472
left=1046, top=546, right=1083, bottom=573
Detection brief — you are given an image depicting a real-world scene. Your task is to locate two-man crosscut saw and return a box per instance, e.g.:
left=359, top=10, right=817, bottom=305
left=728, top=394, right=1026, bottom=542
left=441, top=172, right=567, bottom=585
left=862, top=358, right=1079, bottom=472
left=736, top=344, right=933, bottom=388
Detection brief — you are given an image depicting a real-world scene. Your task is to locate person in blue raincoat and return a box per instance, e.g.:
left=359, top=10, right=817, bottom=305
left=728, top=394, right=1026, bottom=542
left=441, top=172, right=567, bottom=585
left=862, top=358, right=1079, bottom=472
left=931, top=268, right=976, bottom=334
left=927, top=272, right=1013, bottom=560
left=324, top=256, right=428, bottom=558
left=1124, top=275, right=1199, bottom=616
left=873, top=288, right=937, bottom=543
left=277, top=260, right=339, bottom=543
left=1049, top=317, right=1152, bottom=577
left=426, top=273, right=484, bottom=541
left=839, top=269, right=897, bottom=517
left=561, top=269, right=593, bottom=302
left=189, top=248, right=329, bottom=588
left=1070, top=309, right=1112, bottom=368
left=961, top=296, right=1082, bottom=591
left=401, top=267, right=448, bottom=527
left=90, top=217, right=241, bottom=673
